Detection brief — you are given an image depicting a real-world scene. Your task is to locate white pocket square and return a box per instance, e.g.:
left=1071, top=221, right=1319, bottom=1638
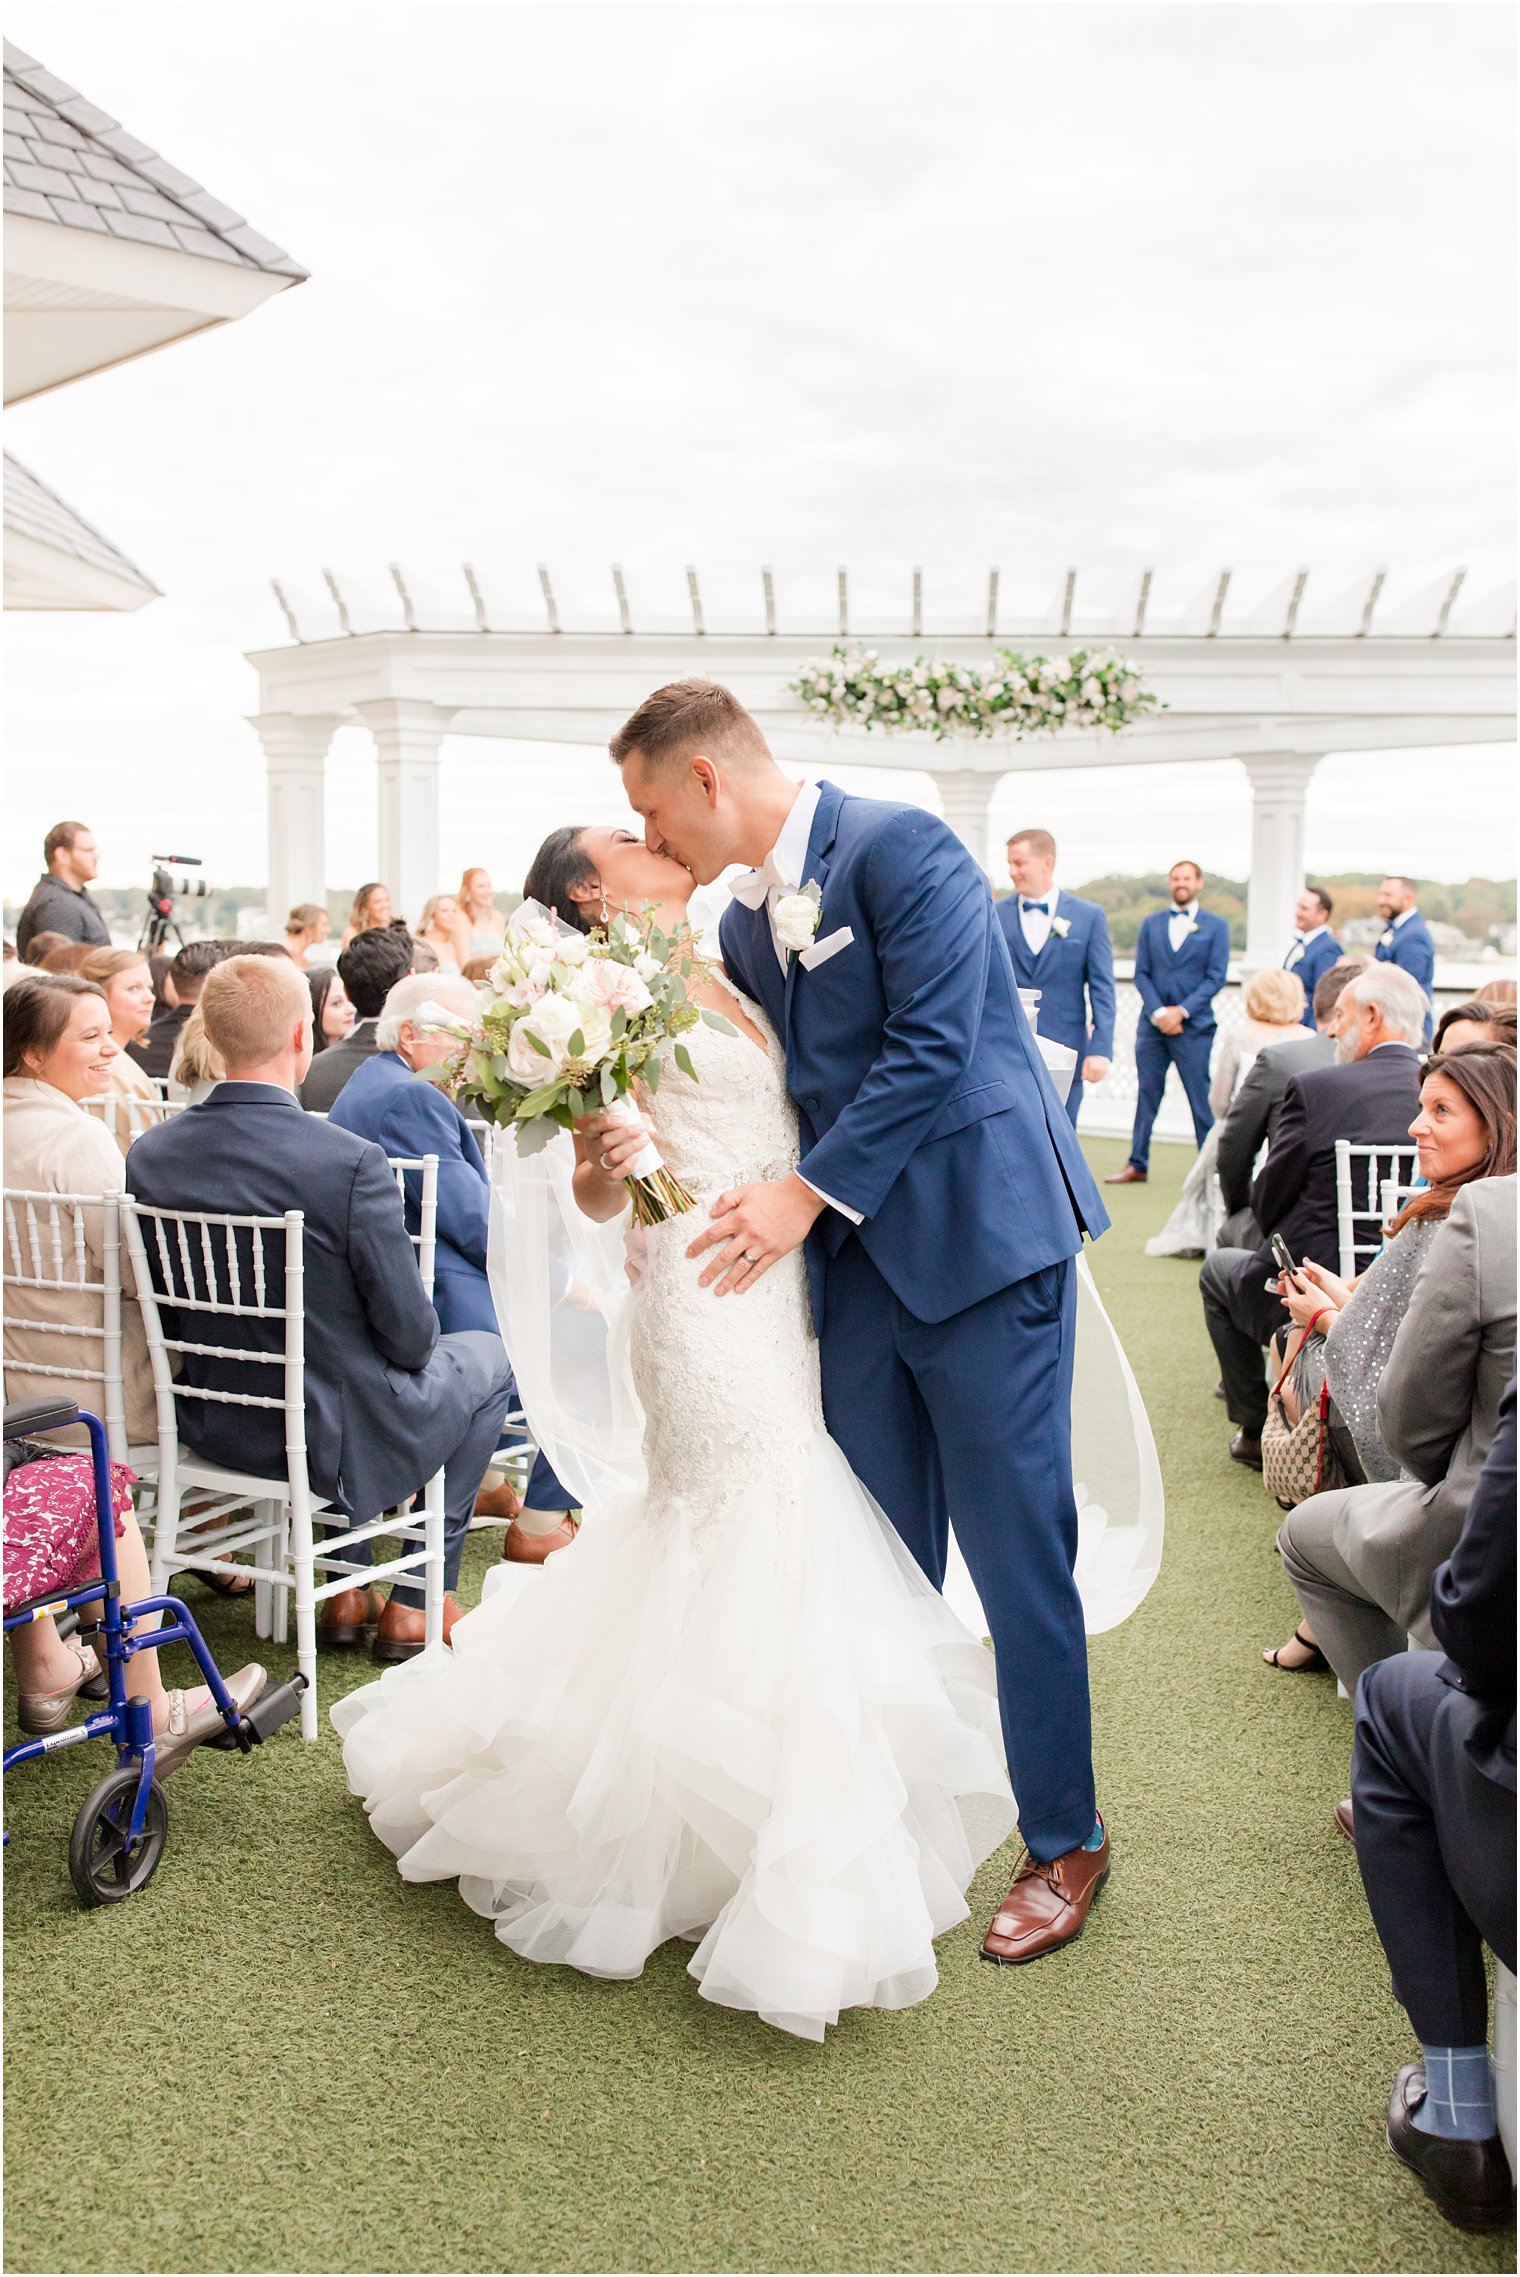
left=799, top=925, right=855, bottom=972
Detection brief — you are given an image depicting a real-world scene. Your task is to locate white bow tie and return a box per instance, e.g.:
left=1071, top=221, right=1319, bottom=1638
left=729, top=857, right=786, bottom=911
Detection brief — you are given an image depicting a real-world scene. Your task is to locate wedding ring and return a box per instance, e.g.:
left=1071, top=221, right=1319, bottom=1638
left=743, top=1250, right=760, bottom=1264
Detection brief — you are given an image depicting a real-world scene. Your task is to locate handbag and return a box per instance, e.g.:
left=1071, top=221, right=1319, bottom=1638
left=1260, top=1310, right=1347, bottom=1509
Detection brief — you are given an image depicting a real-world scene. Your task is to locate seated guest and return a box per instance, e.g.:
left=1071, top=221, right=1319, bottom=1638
left=1349, top=1379, right=1515, bottom=2231
left=1264, top=1045, right=1516, bottom=1668
left=20, top=929, right=69, bottom=969
left=340, top=880, right=393, bottom=950
left=995, top=828, right=1115, bottom=1127
left=1200, top=963, right=1426, bottom=1467
left=1283, top=885, right=1343, bottom=1024
left=168, top=1004, right=226, bottom=1103
left=131, top=939, right=226, bottom=1082
left=127, top=956, right=513, bottom=1661
left=1216, top=958, right=1365, bottom=1248
left=1146, top=967, right=1306, bottom=1260
left=307, top=966, right=356, bottom=1056
left=298, top=925, right=413, bottom=1112
left=461, top=955, right=496, bottom=983
left=1475, top=977, right=1517, bottom=1009
left=39, top=942, right=91, bottom=973
left=416, top=894, right=465, bottom=974
left=2, top=977, right=156, bottom=1448
left=328, top=974, right=578, bottom=1560
left=1277, top=1165, right=1515, bottom=1693
left=284, top=903, right=330, bottom=969
left=1434, top=997, right=1518, bottom=1056
left=78, top=947, right=163, bottom=1155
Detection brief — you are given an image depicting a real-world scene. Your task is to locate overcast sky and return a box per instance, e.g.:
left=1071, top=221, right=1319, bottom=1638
left=5, top=1, right=1515, bottom=911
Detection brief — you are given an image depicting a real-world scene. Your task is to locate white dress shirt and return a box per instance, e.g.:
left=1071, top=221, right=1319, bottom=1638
left=1284, top=921, right=1329, bottom=970
left=1167, top=902, right=1198, bottom=954
left=1018, top=882, right=1059, bottom=955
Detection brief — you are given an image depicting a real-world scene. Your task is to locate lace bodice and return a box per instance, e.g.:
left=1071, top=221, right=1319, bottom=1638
left=642, top=975, right=799, bottom=1199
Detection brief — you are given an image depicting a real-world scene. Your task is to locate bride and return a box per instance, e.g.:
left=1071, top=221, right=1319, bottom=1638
left=334, top=825, right=1160, bottom=2042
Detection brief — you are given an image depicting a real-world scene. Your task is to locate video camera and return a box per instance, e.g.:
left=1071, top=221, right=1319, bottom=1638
left=138, top=855, right=214, bottom=955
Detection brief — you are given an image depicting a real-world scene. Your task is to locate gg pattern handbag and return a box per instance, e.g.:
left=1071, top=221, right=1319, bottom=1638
left=1260, top=1310, right=1347, bottom=1510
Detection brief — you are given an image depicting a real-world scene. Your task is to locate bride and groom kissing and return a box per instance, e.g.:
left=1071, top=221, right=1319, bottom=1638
left=335, top=676, right=1119, bottom=2041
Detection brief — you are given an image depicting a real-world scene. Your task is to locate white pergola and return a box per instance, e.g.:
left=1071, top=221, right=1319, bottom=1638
left=247, top=563, right=1516, bottom=955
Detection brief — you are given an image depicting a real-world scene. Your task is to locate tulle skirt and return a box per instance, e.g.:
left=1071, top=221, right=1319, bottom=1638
left=332, top=1430, right=1016, bottom=2041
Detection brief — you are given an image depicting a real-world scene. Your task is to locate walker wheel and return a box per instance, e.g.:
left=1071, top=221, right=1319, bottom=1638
left=68, top=1765, right=169, bottom=1907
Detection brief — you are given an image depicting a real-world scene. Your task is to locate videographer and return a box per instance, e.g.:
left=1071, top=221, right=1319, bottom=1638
left=15, top=821, right=110, bottom=959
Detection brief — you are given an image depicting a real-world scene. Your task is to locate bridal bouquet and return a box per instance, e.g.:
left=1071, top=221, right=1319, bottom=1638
left=422, top=900, right=732, bottom=1225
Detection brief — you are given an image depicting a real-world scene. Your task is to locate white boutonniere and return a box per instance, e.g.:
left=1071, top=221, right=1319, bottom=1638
left=774, top=879, right=823, bottom=961
left=1379, top=928, right=1396, bottom=949
left=1049, top=914, right=1072, bottom=939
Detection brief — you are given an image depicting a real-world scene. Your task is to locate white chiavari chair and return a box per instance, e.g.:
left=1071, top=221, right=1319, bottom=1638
left=1334, top=1142, right=1421, bottom=1279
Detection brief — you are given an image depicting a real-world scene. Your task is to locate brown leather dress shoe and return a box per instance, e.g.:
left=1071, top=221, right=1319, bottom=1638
left=319, top=1586, right=386, bottom=1648
left=981, top=1822, right=1110, bottom=1965
left=1103, top=1164, right=1147, bottom=1184
left=371, top=1592, right=464, bottom=1663
left=501, top=1514, right=580, bottom=1564
left=473, top=1476, right=523, bottom=1522
left=1333, top=1797, right=1355, bottom=1842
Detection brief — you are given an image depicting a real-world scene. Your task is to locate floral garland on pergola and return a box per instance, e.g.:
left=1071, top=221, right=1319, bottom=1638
left=788, top=643, right=1161, bottom=742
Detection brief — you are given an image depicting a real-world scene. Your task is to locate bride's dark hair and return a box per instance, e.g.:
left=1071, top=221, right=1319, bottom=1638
left=523, top=827, right=599, bottom=935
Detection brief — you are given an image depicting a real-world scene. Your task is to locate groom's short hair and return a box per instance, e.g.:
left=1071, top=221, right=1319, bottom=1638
left=1007, top=828, right=1056, bottom=860
left=610, top=679, right=769, bottom=774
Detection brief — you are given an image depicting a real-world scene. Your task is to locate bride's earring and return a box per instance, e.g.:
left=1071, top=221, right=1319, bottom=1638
left=599, top=890, right=610, bottom=923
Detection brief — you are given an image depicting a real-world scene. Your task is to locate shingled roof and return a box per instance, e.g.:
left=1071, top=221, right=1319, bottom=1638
left=4, top=452, right=159, bottom=594
left=2, top=40, right=306, bottom=279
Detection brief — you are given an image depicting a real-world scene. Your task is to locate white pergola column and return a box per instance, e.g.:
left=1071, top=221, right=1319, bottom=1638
left=931, top=767, right=1001, bottom=870
left=250, top=711, right=341, bottom=927
left=357, top=699, right=454, bottom=926
left=1240, top=752, right=1323, bottom=970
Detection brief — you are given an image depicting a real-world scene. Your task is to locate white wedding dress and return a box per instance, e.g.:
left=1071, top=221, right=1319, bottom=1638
left=333, top=982, right=1021, bottom=2040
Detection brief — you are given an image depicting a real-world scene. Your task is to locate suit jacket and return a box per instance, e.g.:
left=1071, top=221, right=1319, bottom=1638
left=1133, top=907, right=1231, bottom=1035
left=327, top=1052, right=491, bottom=1318
left=1430, top=1374, right=1516, bottom=1791
left=1230, top=1043, right=1423, bottom=1345
left=125, top=1082, right=480, bottom=1523
left=1284, top=929, right=1343, bottom=1026
left=994, top=889, right=1116, bottom=1060
left=1374, top=911, right=1436, bottom=995
left=299, top=1019, right=380, bottom=1113
left=1216, top=1031, right=1336, bottom=1216
left=717, top=782, right=1108, bottom=1328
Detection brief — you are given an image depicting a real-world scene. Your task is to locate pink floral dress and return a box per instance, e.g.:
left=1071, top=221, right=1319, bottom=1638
left=3, top=1453, right=137, bottom=1614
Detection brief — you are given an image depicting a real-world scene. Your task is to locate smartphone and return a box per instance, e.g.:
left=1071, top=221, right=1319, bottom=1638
left=1269, top=1232, right=1301, bottom=1284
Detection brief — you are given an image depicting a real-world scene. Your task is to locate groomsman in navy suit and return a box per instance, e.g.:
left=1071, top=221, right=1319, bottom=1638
left=996, top=828, right=1116, bottom=1128
left=1375, top=875, right=1436, bottom=1044
left=1284, top=885, right=1343, bottom=1028
left=1107, top=859, right=1231, bottom=1184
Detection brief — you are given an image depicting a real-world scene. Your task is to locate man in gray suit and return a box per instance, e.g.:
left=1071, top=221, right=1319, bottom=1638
left=1214, top=957, right=1364, bottom=1248
left=1279, top=1174, right=1517, bottom=1685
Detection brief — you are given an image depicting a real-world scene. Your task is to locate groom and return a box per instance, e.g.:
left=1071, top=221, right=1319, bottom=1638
left=611, top=678, right=1115, bottom=1965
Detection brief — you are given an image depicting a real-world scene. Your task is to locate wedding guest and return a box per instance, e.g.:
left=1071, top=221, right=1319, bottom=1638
left=20, top=929, right=69, bottom=969
left=1475, top=977, right=1517, bottom=1008
left=127, top=955, right=514, bottom=1661
left=167, top=1005, right=225, bottom=1104
left=38, top=942, right=92, bottom=973
left=1349, top=1380, right=1515, bottom=2232
left=14, top=820, right=110, bottom=960
left=77, top=947, right=164, bottom=1155
left=461, top=956, right=496, bottom=983
left=416, top=894, right=464, bottom=973
left=340, top=881, right=393, bottom=950
left=307, top=966, right=356, bottom=1054
left=298, top=924, right=413, bottom=1112
left=1215, top=959, right=1364, bottom=1247
left=1375, top=876, right=1436, bottom=1043
left=2, top=977, right=155, bottom=1448
left=1200, top=963, right=1426, bottom=1467
left=1433, top=997, right=1517, bottom=1055
left=131, top=939, right=225, bottom=1081
left=456, top=867, right=506, bottom=962
left=995, top=829, right=1115, bottom=1127
left=411, top=939, right=440, bottom=974
left=1283, top=885, right=1343, bottom=1025
left=1107, top=860, right=1231, bottom=1184
left=284, top=903, right=331, bottom=969
left=327, top=973, right=578, bottom=1566
left=1145, top=967, right=1305, bottom=1260
left=2, top=942, right=25, bottom=993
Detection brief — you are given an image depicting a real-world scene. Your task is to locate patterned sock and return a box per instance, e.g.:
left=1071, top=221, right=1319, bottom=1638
left=1412, top=2046, right=1498, bottom=2140
left=1083, top=1815, right=1106, bottom=1852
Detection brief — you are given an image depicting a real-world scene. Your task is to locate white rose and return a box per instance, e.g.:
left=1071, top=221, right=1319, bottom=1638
left=571, top=956, right=654, bottom=1017
left=633, top=950, right=663, bottom=982
left=506, top=992, right=612, bottom=1081
left=553, top=931, right=590, bottom=967
left=509, top=910, right=560, bottom=952
left=773, top=892, right=821, bottom=953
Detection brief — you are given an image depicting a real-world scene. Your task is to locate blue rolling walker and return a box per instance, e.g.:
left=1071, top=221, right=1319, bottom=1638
left=4, top=1396, right=306, bottom=1906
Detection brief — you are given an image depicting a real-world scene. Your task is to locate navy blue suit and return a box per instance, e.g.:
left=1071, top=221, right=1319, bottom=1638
left=1284, top=928, right=1343, bottom=1027
left=719, top=784, right=1110, bottom=1859
left=126, top=1083, right=512, bottom=1604
left=1376, top=911, right=1436, bottom=1044
left=328, top=1052, right=571, bottom=1511
left=1127, top=905, right=1231, bottom=1169
left=995, top=890, right=1117, bottom=1127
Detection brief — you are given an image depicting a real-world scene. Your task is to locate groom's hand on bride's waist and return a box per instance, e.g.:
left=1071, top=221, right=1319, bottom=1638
left=687, top=1175, right=826, bottom=1295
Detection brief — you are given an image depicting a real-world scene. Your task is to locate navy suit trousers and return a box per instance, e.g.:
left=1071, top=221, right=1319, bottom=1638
left=818, top=1239, right=1093, bottom=1860
left=1129, top=1022, right=1214, bottom=1168
left=1352, top=1651, right=1515, bottom=2045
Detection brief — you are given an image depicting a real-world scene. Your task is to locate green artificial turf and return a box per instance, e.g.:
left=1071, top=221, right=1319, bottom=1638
left=3, top=1134, right=1510, bottom=2275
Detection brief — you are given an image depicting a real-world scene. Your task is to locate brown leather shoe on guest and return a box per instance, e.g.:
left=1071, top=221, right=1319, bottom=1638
left=473, top=1476, right=523, bottom=1522
left=371, top=1592, right=464, bottom=1663
left=1103, top=1165, right=1147, bottom=1185
left=1333, top=1798, right=1355, bottom=1842
left=319, top=1586, right=386, bottom=1648
left=1229, top=1429, right=1264, bottom=1470
left=501, top=1514, right=581, bottom=1564
left=981, top=1822, right=1111, bottom=1965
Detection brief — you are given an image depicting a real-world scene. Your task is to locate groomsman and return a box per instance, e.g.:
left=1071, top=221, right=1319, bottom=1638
left=996, top=828, right=1116, bottom=1127
left=1375, top=874, right=1436, bottom=1043
left=1107, top=859, right=1231, bottom=1185
left=1284, top=885, right=1342, bottom=1027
